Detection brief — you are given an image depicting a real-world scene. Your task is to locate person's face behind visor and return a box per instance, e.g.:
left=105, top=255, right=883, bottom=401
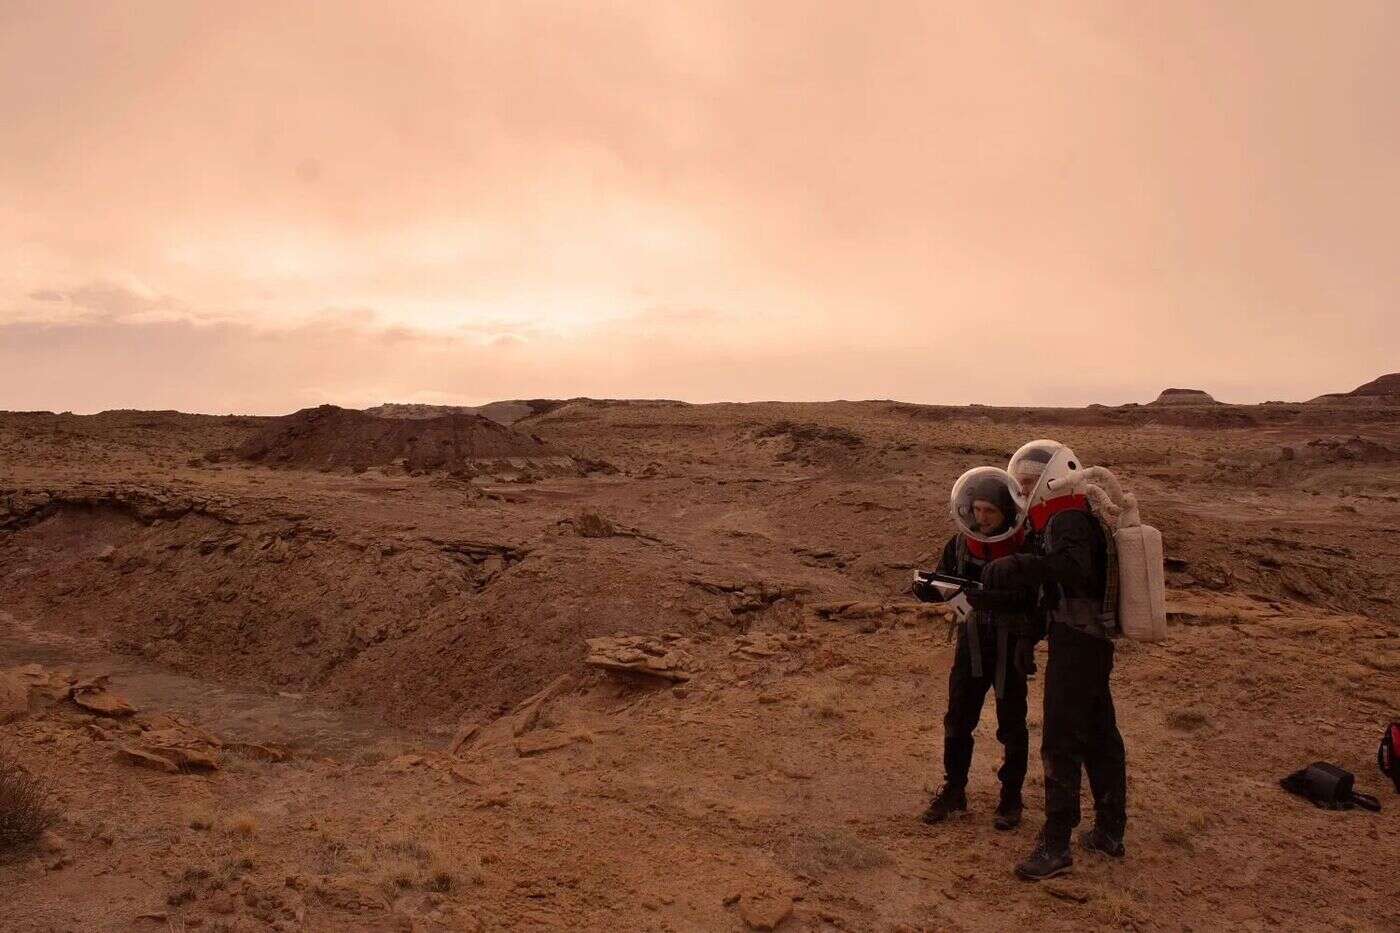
left=972, top=499, right=1005, bottom=535
left=1013, top=470, right=1039, bottom=498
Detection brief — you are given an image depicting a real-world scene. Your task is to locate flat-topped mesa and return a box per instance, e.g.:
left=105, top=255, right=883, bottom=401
left=1149, top=388, right=1220, bottom=406
left=227, top=404, right=571, bottom=473
left=364, top=400, right=558, bottom=426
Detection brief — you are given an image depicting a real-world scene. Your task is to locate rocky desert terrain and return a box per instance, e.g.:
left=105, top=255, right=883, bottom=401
left=2, top=387, right=1399, bottom=932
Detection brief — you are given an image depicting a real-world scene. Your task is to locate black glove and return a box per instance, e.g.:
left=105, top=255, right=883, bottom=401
left=981, top=553, right=1037, bottom=588
left=911, top=578, right=943, bottom=603
left=965, top=587, right=1032, bottom=612
left=1013, top=639, right=1037, bottom=678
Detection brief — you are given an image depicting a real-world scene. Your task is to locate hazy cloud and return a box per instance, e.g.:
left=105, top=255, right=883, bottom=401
left=1, top=1, right=1397, bottom=411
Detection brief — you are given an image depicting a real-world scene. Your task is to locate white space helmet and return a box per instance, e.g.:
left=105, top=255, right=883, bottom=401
left=1008, top=439, right=1083, bottom=508
left=949, top=466, right=1026, bottom=543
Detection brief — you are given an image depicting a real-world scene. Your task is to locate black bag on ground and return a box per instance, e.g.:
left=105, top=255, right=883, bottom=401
left=1280, top=762, right=1381, bottom=812
left=1379, top=721, right=1400, bottom=793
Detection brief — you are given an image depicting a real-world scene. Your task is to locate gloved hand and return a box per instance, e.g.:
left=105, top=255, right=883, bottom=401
left=981, top=553, right=1038, bottom=587
left=965, top=587, right=1033, bottom=612
left=968, top=554, right=1039, bottom=613
left=1013, top=639, right=1037, bottom=677
left=911, top=578, right=943, bottom=603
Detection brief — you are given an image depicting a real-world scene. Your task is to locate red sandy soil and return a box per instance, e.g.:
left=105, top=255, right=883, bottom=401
left=1, top=399, right=1398, bottom=931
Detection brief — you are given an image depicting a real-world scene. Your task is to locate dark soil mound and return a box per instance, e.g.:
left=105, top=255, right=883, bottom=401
left=230, top=405, right=566, bottom=472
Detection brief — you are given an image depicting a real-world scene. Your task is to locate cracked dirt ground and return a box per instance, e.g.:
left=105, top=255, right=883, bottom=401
left=2, top=400, right=1398, bottom=931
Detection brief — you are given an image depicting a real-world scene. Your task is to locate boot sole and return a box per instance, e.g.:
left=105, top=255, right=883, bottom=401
left=920, top=808, right=967, bottom=825
left=1081, top=844, right=1125, bottom=858
left=1078, top=835, right=1126, bottom=858
left=1014, top=861, right=1072, bottom=882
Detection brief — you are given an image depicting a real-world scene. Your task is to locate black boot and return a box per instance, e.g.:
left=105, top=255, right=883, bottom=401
left=1014, top=834, right=1072, bottom=881
left=993, top=788, right=1023, bottom=831
left=920, top=784, right=967, bottom=824
left=1077, top=825, right=1125, bottom=858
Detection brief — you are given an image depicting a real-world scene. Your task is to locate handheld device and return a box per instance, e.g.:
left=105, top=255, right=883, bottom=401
left=913, top=570, right=980, bottom=621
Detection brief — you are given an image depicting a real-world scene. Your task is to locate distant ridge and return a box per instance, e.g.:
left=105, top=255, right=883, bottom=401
left=1308, top=372, right=1400, bottom=404
left=230, top=404, right=565, bottom=472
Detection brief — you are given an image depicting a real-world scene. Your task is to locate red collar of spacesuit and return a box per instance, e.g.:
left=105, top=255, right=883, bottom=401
left=965, top=528, right=1026, bottom=560
left=1028, top=494, right=1089, bottom=532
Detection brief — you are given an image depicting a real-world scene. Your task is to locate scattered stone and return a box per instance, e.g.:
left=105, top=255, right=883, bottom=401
left=0, top=670, right=29, bottom=723
left=514, top=730, right=575, bottom=757
left=116, top=719, right=222, bottom=772
left=585, top=636, right=695, bottom=682
left=739, top=891, right=794, bottom=930
left=70, top=676, right=136, bottom=717
left=1043, top=881, right=1092, bottom=904
left=117, top=744, right=181, bottom=773
left=510, top=674, right=574, bottom=736
left=448, top=721, right=481, bottom=755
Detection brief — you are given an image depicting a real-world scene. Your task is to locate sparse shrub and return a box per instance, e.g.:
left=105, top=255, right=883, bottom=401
left=801, top=685, right=845, bottom=720
left=378, top=859, right=420, bottom=899
left=786, top=826, right=890, bottom=877
left=225, top=813, right=258, bottom=838
left=183, top=805, right=215, bottom=831
left=575, top=510, right=615, bottom=538
left=1165, top=708, right=1209, bottom=731
left=0, top=754, right=56, bottom=854
left=222, top=852, right=257, bottom=881
left=424, top=868, right=456, bottom=893
left=463, top=852, right=487, bottom=886
left=385, top=837, right=435, bottom=863
left=356, top=749, right=388, bottom=767
left=1158, top=802, right=1211, bottom=852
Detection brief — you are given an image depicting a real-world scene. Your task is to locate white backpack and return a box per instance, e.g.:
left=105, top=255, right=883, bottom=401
left=1059, top=467, right=1168, bottom=642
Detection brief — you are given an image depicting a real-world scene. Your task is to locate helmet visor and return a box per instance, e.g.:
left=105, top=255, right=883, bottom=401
left=949, top=466, right=1026, bottom=543
left=1008, top=439, right=1064, bottom=499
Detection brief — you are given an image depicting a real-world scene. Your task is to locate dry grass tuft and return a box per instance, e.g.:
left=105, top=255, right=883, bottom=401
left=801, top=685, right=846, bottom=720
left=0, top=754, right=56, bottom=854
left=1158, top=802, right=1212, bottom=853
left=1165, top=707, right=1209, bottom=731
left=225, top=813, right=258, bottom=838
left=182, top=805, right=215, bottom=831
left=574, top=510, right=616, bottom=538
left=785, top=826, right=891, bottom=877
left=424, top=868, right=457, bottom=893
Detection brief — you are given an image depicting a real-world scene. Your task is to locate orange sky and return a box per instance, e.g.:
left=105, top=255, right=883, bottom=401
left=3, top=1, right=1397, bottom=413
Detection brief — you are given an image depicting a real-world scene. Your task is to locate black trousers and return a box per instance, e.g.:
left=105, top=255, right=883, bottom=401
left=942, top=624, right=1029, bottom=794
left=1041, top=622, right=1128, bottom=847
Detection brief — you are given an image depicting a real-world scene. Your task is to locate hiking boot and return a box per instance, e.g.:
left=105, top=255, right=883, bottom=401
left=920, top=784, right=967, bottom=824
left=1077, top=825, right=1126, bottom=858
left=993, top=790, right=1023, bottom=831
left=1014, top=835, right=1072, bottom=881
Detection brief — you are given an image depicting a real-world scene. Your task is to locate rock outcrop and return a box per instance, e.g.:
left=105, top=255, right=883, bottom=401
left=225, top=404, right=571, bottom=473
